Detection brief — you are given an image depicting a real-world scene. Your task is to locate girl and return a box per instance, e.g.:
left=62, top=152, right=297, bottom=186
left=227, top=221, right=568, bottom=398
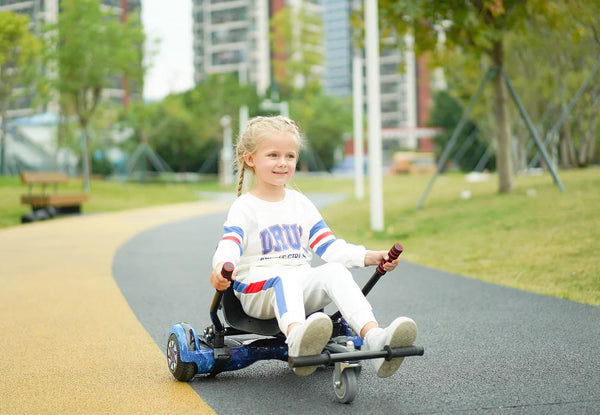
left=210, top=115, right=417, bottom=377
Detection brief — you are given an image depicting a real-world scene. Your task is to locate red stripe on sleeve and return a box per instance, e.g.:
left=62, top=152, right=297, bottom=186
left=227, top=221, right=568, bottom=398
left=310, top=231, right=333, bottom=249
left=223, top=235, right=242, bottom=245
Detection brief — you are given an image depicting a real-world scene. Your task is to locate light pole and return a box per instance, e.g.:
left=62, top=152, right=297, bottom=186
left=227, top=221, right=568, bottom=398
left=220, top=115, right=233, bottom=186
left=365, top=0, right=384, bottom=231
left=352, top=49, right=365, bottom=201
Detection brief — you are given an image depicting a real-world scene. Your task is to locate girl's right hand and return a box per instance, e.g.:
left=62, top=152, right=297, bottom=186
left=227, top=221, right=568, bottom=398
left=210, top=262, right=235, bottom=291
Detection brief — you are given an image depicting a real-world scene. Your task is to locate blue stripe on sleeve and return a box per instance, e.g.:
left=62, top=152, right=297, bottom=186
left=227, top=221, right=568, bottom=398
left=309, top=220, right=328, bottom=239
left=224, top=225, right=244, bottom=239
left=315, top=238, right=336, bottom=257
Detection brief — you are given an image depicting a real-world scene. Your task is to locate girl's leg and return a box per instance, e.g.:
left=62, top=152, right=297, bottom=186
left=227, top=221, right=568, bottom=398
left=234, top=271, right=307, bottom=334
left=301, top=262, right=378, bottom=335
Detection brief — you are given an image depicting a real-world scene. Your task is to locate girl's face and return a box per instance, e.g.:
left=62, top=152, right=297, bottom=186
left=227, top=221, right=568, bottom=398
left=244, top=131, right=298, bottom=194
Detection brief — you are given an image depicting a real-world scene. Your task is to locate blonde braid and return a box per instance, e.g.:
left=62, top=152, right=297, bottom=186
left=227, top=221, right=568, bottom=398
left=236, top=163, right=245, bottom=197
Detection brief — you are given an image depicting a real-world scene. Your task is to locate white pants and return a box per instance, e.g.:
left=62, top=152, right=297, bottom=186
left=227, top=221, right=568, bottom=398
left=232, top=262, right=377, bottom=335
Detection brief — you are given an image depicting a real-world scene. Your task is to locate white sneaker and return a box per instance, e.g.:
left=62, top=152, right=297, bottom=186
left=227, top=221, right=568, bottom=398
left=364, top=317, right=417, bottom=378
left=286, top=312, right=332, bottom=376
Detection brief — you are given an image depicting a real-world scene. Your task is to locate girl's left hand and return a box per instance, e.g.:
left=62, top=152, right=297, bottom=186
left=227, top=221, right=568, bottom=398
left=364, top=250, right=400, bottom=271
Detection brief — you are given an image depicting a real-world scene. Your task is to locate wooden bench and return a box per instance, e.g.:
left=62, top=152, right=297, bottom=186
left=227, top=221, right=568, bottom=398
left=20, top=172, right=89, bottom=221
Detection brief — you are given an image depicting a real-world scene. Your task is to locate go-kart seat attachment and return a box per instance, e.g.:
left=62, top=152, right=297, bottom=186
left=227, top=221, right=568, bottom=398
left=221, top=287, right=281, bottom=336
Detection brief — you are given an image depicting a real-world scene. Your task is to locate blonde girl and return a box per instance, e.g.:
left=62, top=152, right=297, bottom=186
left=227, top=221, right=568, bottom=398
left=210, top=115, right=417, bottom=377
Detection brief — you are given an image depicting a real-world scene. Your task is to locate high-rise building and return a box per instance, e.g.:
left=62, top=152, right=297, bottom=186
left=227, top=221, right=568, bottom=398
left=321, top=0, right=439, bottom=151
left=322, top=0, right=352, bottom=98
left=0, top=0, right=141, bottom=117
left=191, top=0, right=271, bottom=94
left=191, top=0, right=323, bottom=96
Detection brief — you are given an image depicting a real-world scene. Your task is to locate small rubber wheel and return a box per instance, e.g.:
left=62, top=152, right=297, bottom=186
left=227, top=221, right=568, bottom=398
left=167, top=333, right=196, bottom=381
left=333, top=368, right=358, bottom=404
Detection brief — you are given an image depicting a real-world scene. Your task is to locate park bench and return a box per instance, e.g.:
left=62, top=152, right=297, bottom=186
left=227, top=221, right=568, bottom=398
left=20, top=171, right=89, bottom=222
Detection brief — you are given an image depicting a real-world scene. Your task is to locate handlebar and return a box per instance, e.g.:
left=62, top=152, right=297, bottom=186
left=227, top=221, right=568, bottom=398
left=376, top=243, right=403, bottom=275
left=221, top=262, right=234, bottom=282
left=210, top=262, right=235, bottom=334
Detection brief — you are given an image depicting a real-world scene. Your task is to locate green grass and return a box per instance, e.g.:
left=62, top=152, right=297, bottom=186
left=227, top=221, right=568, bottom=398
left=1, top=168, right=598, bottom=306
left=297, top=168, right=599, bottom=307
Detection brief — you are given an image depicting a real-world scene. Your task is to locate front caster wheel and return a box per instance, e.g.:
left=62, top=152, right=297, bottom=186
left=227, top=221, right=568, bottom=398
left=332, top=364, right=358, bottom=404
left=167, top=333, right=196, bottom=381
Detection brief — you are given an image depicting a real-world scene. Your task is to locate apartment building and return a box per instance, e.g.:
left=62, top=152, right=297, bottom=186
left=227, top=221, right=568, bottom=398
left=192, top=0, right=271, bottom=94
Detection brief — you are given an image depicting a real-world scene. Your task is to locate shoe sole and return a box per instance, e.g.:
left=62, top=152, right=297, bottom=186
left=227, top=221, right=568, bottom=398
left=377, top=318, right=417, bottom=378
left=292, top=314, right=332, bottom=376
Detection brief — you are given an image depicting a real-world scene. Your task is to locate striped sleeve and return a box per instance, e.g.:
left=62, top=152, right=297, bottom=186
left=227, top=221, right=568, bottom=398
left=222, top=225, right=244, bottom=255
left=303, top=198, right=366, bottom=268
left=309, top=220, right=336, bottom=257
left=212, top=225, right=244, bottom=269
left=212, top=201, right=246, bottom=269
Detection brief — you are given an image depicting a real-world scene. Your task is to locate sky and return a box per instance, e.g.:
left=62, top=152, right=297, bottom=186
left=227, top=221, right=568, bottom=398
left=141, top=0, right=194, bottom=101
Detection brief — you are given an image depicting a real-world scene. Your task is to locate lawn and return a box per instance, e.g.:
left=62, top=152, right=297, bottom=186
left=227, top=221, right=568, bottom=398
left=300, top=168, right=599, bottom=307
left=1, top=168, right=598, bottom=306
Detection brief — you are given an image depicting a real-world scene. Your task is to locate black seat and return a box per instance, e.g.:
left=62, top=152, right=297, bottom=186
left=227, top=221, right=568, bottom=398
left=221, top=288, right=281, bottom=336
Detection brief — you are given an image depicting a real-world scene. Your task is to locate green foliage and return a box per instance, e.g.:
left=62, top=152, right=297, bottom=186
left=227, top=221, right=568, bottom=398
left=45, top=0, right=145, bottom=127
left=291, top=93, right=352, bottom=171
left=428, top=91, right=493, bottom=171
left=0, top=11, right=42, bottom=103
left=0, top=11, right=43, bottom=173
left=40, top=0, right=145, bottom=189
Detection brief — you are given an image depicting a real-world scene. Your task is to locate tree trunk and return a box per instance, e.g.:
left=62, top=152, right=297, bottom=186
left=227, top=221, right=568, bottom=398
left=559, top=119, right=577, bottom=169
left=81, top=126, right=91, bottom=193
left=579, top=94, right=599, bottom=166
left=491, top=41, right=513, bottom=193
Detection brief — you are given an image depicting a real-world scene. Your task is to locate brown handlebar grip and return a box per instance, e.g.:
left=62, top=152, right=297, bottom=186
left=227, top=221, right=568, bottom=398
left=376, top=243, right=403, bottom=274
left=221, top=262, right=234, bottom=281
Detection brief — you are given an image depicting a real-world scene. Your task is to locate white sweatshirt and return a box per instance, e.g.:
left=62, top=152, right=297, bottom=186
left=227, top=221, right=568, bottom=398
left=212, top=189, right=366, bottom=277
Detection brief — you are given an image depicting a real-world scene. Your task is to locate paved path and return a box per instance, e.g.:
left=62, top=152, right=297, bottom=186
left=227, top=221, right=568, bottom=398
left=113, top=208, right=599, bottom=414
left=1, top=200, right=599, bottom=414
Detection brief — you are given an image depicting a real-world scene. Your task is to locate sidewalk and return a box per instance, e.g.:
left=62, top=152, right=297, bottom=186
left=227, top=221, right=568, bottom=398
left=0, top=202, right=228, bottom=415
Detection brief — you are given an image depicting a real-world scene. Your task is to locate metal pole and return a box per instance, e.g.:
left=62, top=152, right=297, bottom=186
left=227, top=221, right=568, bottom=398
left=365, top=0, right=383, bottom=231
left=501, top=68, right=565, bottom=192
left=352, top=51, right=365, bottom=201
left=220, top=115, right=233, bottom=186
left=416, top=68, right=493, bottom=210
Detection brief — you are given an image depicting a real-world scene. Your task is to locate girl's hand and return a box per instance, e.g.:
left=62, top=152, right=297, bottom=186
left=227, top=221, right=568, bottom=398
left=210, top=262, right=236, bottom=291
left=364, top=250, right=400, bottom=272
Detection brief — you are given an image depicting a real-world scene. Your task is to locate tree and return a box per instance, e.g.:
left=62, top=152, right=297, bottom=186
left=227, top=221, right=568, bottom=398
left=292, top=93, right=352, bottom=171
left=428, top=90, right=493, bottom=172
left=378, top=0, right=584, bottom=193
left=46, top=0, right=145, bottom=191
left=503, top=2, right=600, bottom=169
left=0, top=11, right=42, bottom=174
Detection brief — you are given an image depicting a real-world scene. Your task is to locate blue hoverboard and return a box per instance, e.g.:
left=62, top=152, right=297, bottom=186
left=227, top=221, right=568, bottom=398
left=167, top=243, right=424, bottom=403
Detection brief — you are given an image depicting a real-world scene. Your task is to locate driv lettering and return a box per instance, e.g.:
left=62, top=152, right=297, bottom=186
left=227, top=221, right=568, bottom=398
left=260, top=224, right=302, bottom=254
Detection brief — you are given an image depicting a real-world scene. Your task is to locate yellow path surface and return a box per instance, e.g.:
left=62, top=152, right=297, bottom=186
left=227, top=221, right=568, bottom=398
left=0, top=202, right=228, bottom=414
